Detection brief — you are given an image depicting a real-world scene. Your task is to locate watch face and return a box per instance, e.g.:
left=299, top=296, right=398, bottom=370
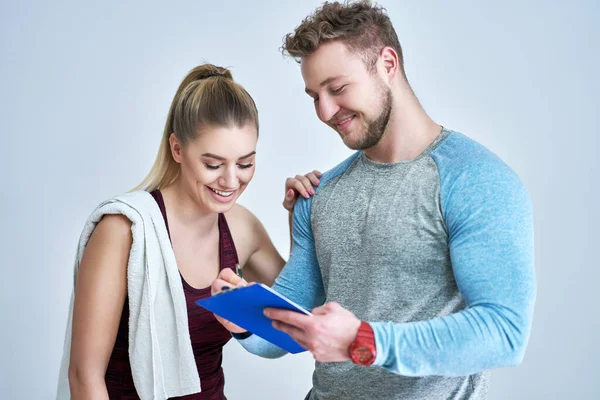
left=355, top=346, right=374, bottom=364
left=350, top=322, right=376, bottom=366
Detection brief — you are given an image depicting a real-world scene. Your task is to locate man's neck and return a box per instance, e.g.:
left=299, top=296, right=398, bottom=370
left=364, top=84, right=442, bottom=163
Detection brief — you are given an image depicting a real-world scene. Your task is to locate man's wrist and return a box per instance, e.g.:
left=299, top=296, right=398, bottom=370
left=348, top=321, right=376, bottom=366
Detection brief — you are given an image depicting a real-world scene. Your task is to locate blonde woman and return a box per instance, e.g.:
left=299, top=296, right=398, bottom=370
left=57, top=64, right=320, bottom=400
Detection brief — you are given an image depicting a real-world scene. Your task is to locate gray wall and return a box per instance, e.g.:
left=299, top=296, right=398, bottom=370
left=1, top=0, right=598, bottom=398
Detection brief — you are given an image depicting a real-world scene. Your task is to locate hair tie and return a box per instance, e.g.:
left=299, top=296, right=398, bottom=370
left=203, top=73, right=226, bottom=79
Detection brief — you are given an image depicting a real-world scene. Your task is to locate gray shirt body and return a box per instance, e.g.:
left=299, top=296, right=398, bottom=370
left=308, top=131, right=488, bottom=399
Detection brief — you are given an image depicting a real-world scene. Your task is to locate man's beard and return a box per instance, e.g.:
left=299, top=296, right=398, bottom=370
left=344, top=86, right=393, bottom=151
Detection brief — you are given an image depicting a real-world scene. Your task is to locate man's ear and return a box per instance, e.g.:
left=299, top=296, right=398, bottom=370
left=379, top=46, right=400, bottom=83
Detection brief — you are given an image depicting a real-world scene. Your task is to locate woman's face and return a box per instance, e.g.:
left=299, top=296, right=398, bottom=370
left=171, top=123, right=257, bottom=214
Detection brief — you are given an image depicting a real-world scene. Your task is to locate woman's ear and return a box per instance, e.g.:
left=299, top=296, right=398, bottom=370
left=169, top=133, right=183, bottom=163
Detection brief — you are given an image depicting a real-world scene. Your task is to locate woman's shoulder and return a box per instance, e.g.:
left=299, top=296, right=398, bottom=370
left=84, top=213, right=133, bottom=255
left=95, top=214, right=132, bottom=238
left=87, top=190, right=156, bottom=224
left=84, top=191, right=150, bottom=243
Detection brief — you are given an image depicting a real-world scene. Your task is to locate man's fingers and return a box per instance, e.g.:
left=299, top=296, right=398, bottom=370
left=312, top=305, right=329, bottom=315
left=265, top=308, right=312, bottom=328
left=272, top=320, right=309, bottom=344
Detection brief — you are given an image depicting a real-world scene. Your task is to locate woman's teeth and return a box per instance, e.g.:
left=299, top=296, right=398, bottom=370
left=210, top=187, right=234, bottom=197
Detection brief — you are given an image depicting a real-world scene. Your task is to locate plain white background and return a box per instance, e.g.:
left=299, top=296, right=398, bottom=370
left=1, top=0, right=598, bottom=398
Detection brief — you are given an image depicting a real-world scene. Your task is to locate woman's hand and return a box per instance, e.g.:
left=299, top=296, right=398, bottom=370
left=283, top=170, right=322, bottom=212
left=210, top=268, right=250, bottom=334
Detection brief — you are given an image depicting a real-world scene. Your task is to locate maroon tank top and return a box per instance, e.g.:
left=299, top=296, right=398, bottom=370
left=105, top=190, right=238, bottom=399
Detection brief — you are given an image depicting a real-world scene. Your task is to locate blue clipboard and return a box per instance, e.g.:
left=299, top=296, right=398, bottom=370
left=195, top=283, right=311, bottom=354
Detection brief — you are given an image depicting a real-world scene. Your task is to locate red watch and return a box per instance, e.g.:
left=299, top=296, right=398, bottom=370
left=348, top=321, right=376, bottom=366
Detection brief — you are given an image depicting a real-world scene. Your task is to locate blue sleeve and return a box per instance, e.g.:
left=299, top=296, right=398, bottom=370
left=236, top=194, right=326, bottom=357
left=371, top=135, right=536, bottom=376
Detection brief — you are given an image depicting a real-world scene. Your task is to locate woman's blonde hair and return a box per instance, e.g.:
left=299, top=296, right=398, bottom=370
left=133, top=64, right=259, bottom=192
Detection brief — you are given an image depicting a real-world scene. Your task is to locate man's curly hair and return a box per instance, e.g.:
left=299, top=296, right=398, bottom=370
left=281, top=1, right=404, bottom=73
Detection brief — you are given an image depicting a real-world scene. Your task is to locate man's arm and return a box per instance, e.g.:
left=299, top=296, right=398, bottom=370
left=372, top=150, right=536, bottom=376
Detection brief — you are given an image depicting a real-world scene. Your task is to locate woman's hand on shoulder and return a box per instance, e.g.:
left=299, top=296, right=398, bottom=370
left=283, top=170, right=322, bottom=212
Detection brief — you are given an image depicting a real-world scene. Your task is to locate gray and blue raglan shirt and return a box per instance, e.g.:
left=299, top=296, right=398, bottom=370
left=238, top=129, right=536, bottom=399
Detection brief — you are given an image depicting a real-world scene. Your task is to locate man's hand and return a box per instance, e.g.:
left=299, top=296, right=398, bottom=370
left=265, top=302, right=361, bottom=362
left=210, top=268, right=249, bottom=334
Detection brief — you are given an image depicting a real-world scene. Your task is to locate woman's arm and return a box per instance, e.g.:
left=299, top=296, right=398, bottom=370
left=226, top=205, right=284, bottom=286
left=68, top=214, right=132, bottom=399
left=236, top=170, right=322, bottom=285
left=282, top=170, right=322, bottom=252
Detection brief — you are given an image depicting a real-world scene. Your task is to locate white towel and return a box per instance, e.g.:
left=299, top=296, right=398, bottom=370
left=56, top=191, right=200, bottom=399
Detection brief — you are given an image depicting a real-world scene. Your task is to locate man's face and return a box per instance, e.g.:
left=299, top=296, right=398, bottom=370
left=301, top=41, right=392, bottom=150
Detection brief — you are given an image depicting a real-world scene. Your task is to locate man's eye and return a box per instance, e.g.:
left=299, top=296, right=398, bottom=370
left=331, top=85, right=346, bottom=95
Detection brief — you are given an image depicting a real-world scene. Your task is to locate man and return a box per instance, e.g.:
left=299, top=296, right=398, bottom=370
left=213, top=1, right=536, bottom=399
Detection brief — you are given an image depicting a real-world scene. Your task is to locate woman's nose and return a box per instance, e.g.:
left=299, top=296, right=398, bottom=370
left=218, top=166, right=238, bottom=189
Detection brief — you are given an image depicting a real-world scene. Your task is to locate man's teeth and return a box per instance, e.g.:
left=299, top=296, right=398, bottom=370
left=210, top=187, right=234, bottom=197
left=337, top=116, right=354, bottom=125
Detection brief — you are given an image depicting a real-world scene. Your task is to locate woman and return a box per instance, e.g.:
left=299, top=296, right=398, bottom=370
left=57, top=64, right=320, bottom=399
